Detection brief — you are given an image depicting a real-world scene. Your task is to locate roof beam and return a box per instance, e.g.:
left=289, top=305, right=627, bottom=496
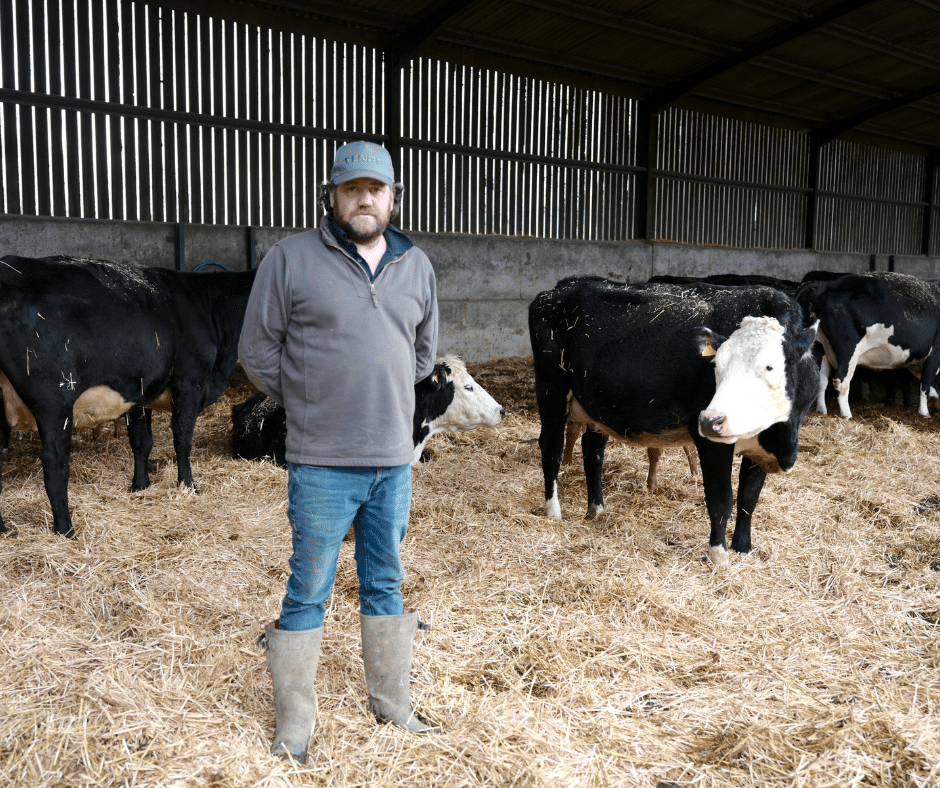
left=387, top=0, right=483, bottom=60
left=648, top=0, right=877, bottom=113
left=814, top=79, right=940, bottom=144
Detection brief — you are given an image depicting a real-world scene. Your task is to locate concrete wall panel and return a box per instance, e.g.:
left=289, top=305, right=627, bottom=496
left=5, top=215, right=940, bottom=361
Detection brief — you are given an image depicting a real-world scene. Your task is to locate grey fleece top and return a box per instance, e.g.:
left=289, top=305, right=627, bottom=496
left=237, top=217, right=439, bottom=467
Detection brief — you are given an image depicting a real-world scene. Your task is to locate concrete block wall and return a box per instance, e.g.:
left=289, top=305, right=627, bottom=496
left=3, top=214, right=940, bottom=361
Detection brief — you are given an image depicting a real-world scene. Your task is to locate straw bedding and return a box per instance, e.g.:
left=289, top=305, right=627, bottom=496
left=0, top=357, right=938, bottom=787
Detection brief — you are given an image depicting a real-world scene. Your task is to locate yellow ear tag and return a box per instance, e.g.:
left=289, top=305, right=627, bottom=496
left=433, top=374, right=439, bottom=384
left=701, top=345, right=716, bottom=357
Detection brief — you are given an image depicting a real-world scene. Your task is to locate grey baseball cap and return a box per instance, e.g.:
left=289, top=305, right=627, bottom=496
left=331, top=141, right=395, bottom=186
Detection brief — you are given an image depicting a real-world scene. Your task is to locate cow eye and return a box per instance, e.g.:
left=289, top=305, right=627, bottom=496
left=765, top=365, right=774, bottom=372
left=464, top=384, right=474, bottom=391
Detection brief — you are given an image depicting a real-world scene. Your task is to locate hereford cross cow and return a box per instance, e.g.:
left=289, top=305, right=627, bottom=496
left=529, top=276, right=819, bottom=566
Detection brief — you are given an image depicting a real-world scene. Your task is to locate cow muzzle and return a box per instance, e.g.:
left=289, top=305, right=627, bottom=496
left=699, top=412, right=732, bottom=441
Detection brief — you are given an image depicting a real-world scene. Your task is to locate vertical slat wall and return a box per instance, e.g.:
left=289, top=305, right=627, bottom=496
left=932, top=166, right=940, bottom=256
left=0, top=0, right=937, bottom=253
left=816, top=139, right=925, bottom=255
left=398, top=58, right=635, bottom=238
left=652, top=108, right=808, bottom=248
left=0, top=0, right=353, bottom=228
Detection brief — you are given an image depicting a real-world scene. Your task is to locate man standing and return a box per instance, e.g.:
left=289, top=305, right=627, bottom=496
left=239, top=141, right=439, bottom=762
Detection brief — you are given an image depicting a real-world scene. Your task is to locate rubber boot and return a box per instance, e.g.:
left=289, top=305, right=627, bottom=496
left=360, top=609, right=439, bottom=733
left=258, top=621, right=323, bottom=762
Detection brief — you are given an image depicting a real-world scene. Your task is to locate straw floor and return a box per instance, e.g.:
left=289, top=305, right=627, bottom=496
left=0, top=358, right=938, bottom=788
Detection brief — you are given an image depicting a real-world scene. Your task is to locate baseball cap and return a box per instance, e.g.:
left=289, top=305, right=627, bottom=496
left=331, top=141, right=395, bottom=187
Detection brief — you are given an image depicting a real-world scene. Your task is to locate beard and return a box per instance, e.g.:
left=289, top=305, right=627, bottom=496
left=334, top=205, right=392, bottom=244
left=337, top=215, right=385, bottom=243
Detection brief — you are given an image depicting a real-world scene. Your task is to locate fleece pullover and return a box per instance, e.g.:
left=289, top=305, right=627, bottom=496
left=238, top=217, right=438, bottom=467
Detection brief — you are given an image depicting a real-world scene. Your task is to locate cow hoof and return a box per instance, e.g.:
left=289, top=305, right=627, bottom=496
left=544, top=497, right=562, bottom=520
left=585, top=504, right=604, bottom=520
left=707, top=545, right=730, bottom=568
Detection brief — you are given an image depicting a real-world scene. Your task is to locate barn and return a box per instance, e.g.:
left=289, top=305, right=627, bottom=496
left=1, top=1, right=940, bottom=785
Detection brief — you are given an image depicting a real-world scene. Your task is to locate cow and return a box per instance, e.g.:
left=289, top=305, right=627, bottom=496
left=648, top=273, right=801, bottom=297
left=795, top=271, right=940, bottom=419
left=232, top=355, right=505, bottom=467
left=0, top=254, right=257, bottom=538
left=529, top=276, right=819, bottom=567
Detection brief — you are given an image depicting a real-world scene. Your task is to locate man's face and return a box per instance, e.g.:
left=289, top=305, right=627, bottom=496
left=329, top=178, right=394, bottom=244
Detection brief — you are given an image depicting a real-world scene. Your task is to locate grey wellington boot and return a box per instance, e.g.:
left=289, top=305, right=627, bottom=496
left=360, top=609, right=439, bottom=733
left=258, top=622, right=323, bottom=762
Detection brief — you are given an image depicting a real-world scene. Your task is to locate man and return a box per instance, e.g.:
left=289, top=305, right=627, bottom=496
left=238, top=140, right=439, bottom=762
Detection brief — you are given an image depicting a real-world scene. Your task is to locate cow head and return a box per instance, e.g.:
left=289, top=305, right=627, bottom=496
left=412, top=356, right=505, bottom=464
left=696, top=316, right=818, bottom=445
left=430, top=356, right=505, bottom=432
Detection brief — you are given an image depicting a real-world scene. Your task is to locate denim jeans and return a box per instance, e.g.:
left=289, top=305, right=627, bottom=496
left=279, top=463, right=412, bottom=631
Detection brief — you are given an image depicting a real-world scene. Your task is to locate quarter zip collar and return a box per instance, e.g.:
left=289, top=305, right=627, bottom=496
left=324, top=217, right=414, bottom=282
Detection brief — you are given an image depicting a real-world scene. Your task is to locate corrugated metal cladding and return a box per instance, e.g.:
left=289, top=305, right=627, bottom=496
left=0, top=0, right=937, bottom=255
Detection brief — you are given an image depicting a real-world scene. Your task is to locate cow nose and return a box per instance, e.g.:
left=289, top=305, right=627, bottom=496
left=499, top=407, right=505, bottom=420
left=699, top=413, right=725, bottom=438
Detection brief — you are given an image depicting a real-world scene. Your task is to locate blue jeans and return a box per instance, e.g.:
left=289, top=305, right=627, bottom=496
left=279, top=463, right=413, bottom=631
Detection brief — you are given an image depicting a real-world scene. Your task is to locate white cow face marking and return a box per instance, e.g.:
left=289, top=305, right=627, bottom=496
left=434, top=357, right=505, bottom=432
left=700, top=316, right=792, bottom=443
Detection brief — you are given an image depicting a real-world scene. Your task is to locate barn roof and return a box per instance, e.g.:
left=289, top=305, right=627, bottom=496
left=160, top=0, right=940, bottom=152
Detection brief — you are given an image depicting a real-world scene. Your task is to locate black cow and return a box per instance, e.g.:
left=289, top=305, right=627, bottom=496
left=796, top=271, right=940, bottom=419
left=232, top=356, right=505, bottom=467
left=648, top=273, right=801, bottom=296
left=529, top=276, right=819, bottom=566
left=0, top=254, right=257, bottom=538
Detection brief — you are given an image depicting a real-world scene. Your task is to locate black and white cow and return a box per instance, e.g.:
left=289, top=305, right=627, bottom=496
left=232, top=356, right=505, bottom=467
left=796, top=271, right=940, bottom=419
left=0, top=254, right=257, bottom=538
left=529, top=276, right=819, bottom=566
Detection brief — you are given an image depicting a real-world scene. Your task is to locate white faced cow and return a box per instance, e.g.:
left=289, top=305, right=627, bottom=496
left=232, top=355, right=505, bottom=467
left=529, top=276, right=819, bottom=567
left=796, top=271, right=940, bottom=419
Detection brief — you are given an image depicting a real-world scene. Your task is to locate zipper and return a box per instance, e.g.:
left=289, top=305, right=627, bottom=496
left=324, top=230, right=405, bottom=309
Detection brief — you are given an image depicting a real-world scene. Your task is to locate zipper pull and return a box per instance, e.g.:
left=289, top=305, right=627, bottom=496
left=370, top=282, right=378, bottom=307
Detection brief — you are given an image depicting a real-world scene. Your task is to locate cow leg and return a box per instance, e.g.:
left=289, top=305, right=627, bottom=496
left=683, top=446, right=699, bottom=478
left=898, top=370, right=913, bottom=408
left=646, top=447, right=662, bottom=492
left=730, top=456, right=766, bottom=554
left=170, top=401, right=201, bottom=490
left=537, top=397, right=568, bottom=520
left=126, top=407, right=154, bottom=490
left=581, top=428, right=608, bottom=518
left=37, top=414, right=76, bottom=538
left=828, top=335, right=869, bottom=419
left=917, top=348, right=940, bottom=418
left=695, top=441, right=736, bottom=567
left=816, top=354, right=830, bottom=414
left=0, top=404, right=9, bottom=534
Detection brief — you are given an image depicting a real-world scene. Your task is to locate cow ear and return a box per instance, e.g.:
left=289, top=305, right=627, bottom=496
left=794, top=320, right=819, bottom=358
left=431, top=364, right=448, bottom=389
left=690, top=326, right=725, bottom=357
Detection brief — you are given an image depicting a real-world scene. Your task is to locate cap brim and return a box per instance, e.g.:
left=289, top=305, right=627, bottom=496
left=333, top=169, right=395, bottom=187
